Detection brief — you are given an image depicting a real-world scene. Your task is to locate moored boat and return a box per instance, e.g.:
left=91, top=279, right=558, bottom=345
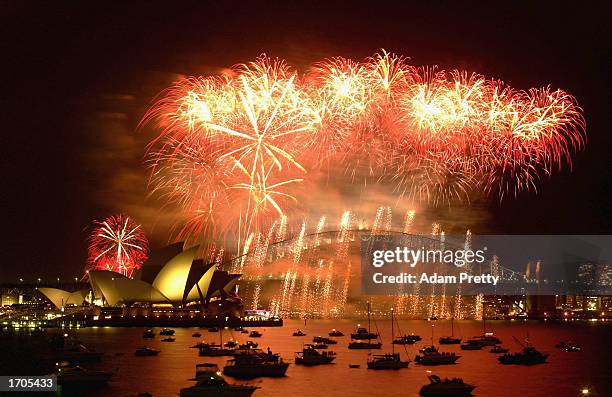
left=181, top=367, right=259, bottom=397
left=295, top=345, right=336, bottom=366
left=393, top=334, right=421, bottom=344
left=367, top=353, right=409, bottom=369
left=468, top=332, right=501, bottom=346
left=351, top=327, right=379, bottom=340
left=135, top=346, right=161, bottom=356
left=223, top=349, right=289, bottom=379
left=348, top=341, right=382, bottom=349
left=498, top=346, right=548, bottom=365
left=313, top=336, right=337, bottom=344
left=329, top=329, right=344, bottom=337
left=54, top=363, right=113, bottom=386
left=199, top=344, right=236, bottom=357
left=490, top=345, right=509, bottom=354
left=419, top=374, right=475, bottom=396
left=460, top=340, right=484, bottom=350
left=415, top=351, right=460, bottom=365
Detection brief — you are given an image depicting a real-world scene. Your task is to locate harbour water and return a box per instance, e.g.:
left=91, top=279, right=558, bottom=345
left=46, top=320, right=611, bottom=396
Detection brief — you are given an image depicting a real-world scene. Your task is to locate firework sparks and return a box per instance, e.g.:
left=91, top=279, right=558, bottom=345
left=86, top=214, right=149, bottom=278
left=144, top=51, right=585, bottom=247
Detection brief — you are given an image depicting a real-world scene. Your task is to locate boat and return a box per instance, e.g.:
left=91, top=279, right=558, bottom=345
left=313, top=336, right=337, bottom=344
left=192, top=332, right=202, bottom=338
left=295, top=344, right=336, bottom=366
left=199, top=342, right=235, bottom=356
left=460, top=340, right=483, bottom=350
left=209, top=327, right=220, bottom=332
left=349, top=302, right=382, bottom=350
left=367, top=353, right=410, bottom=369
left=54, top=363, right=113, bottom=386
left=415, top=327, right=460, bottom=365
left=420, top=345, right=439, bottom=354
left=329, top=329, right=344, bottom=337
left=240, top=341, right=258, bottom=349
left=223, top=349, right=289, bottom=379
left=162, top=336, right=176, bottom=342
left=143, top=329, right=155, bottom=339
left=134, top=346, right=161, bottom=356
left=349, top=341, right=382, bottom=349
left=58, top=343, right=104, bottom=363
left=490, top=345, right=509, bottom=354
left=348, top=364, right=360, bottom=368
left=249, top=331, right=262, bottom=338
left=415, top=351, right=460, bottom=365
left=438, top=336, right=461, bottom=345
left=366, top=309, right=409, bottom=369
left=555, top=341, right=581, bottom=352
left=200, top=326, right=238, bottom=356
left=180, top=368, right=259, bottom=397
left=351, top=327, right=379, bottom=340
left=160, top=328, right=175, bottom=336
left=232, top=348, right=263, bottom=357
left=199, top=346, right=236, bottom=356
left=292, top=329, right=306, bottom=336
left=312, top=342, right=328, bottom=349
left=195, top=363, right=219, bottom=378
left=240, top=329, right=249, bottom=334
left=468, top=313, right=501, bottom=346
left=234, top=327, right=244, bottom=332
left=438, top=318, right=461, bottom=345
left=419, top=374, right=476, bottom=396
left=467, top=332, right=501, bottom=346
left=392, top=334, right=421, bottom=344
left=498, top=346, right=548, bottom=365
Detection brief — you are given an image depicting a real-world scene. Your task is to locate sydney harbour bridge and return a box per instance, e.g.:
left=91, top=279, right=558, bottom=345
left=218, top=226, right=531, bottom=320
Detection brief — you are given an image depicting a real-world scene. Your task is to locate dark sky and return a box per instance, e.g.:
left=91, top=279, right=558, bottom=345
left=1, top=1, right=610, bottom=282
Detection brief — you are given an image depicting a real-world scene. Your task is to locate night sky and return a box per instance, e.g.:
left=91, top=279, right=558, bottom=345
left=1, top=1, right=610, bottom=282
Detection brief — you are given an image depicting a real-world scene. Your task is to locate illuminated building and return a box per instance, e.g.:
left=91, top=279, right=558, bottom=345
left=38, top=243, right=243, bottom=317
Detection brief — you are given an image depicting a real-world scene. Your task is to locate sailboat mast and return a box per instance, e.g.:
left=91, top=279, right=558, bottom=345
left=367, top=301, right=371, bottom=336
left=482, top=300, right=486, bottom=333
left=391, top=309, right=395, bottom=354
left=451, top=317, right=454, bottom=337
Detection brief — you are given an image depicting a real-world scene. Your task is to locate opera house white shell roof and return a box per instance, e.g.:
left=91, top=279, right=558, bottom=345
left=39, top=243, right=241, bottom=308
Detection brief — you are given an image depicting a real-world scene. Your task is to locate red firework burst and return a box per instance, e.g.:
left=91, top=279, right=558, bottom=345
left=142, top=50, right=585, bottom=246
left=86, top=214, right=149, bottom=278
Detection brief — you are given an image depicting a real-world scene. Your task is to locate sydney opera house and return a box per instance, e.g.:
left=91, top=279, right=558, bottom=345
left=37, top=243, right=245, bottom=323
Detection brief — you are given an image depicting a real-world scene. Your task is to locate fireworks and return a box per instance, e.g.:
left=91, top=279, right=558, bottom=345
left=86, top=214, right=149, bottom=278
left=144, top=51, right=585, bottom=245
